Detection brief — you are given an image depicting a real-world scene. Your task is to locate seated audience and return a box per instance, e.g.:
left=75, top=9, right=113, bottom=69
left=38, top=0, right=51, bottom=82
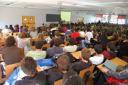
left=107, top=65, right=128, bottom=79
left=71, top=48, right=91, bottom=73
left=0, top=36, right=23, bottom=65
left=47, top=38, right=63, bottom=58
left=47, top=54, right=71, bottom=85
left=26, top=41, right=46, bottom=60
left=62, top=69, right=84, bottom=85
left=16, top=32, right=31, bottom=54
left=63, top=39, right=78, bottom=53
left=15, top=57, right=46, bottom=85
left=30, top=28, right=38, bottom=38
left=102, top=65, right=128, bottom=85
left=89, top=44, right=104, bottom=65
left=102, top=42, right=117, bottom=60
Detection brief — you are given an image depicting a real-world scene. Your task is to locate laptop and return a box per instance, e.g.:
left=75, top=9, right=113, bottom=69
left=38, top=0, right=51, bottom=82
left=103, top=60, right=118, bottom=72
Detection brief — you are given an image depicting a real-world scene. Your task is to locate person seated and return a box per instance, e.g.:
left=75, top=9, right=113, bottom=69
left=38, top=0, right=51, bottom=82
left=0, top=36, right=23, bottom=65
left=102, top=65, right=128, bottom=85
left=16, top=32, right=31, bottom=54
left=62, top=69, right=84, bottom=85
left=102, top=42, right=117, bottom=60
left=47, top=54, right=71, bottom=85
left=29, top=27, right=38, bottom=38
left=89, top=44, right=104, bottom=65
left=107, top=65, right=128, bottom=79
left=63, top=39, right=78, bottom=53
left=71, top=29, right=80, bottom=44
left=47, top=38, right=63, bottom=58
left=26, top=41, right=46, bottom=60
left=71, top=48, right=91, bottom=73
left=15, top=57, right=46, bottom=85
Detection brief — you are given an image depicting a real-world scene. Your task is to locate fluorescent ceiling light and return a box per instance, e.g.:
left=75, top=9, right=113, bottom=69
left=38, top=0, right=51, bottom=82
left=1, top=0, right=59, bottom=4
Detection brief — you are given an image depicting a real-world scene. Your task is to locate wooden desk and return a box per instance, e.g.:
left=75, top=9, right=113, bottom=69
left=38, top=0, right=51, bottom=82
left=71, top=51, right=81, bottom=59
left=111, top=57, right=127, bottom=66
left=97, top=57, right=128, bottom=73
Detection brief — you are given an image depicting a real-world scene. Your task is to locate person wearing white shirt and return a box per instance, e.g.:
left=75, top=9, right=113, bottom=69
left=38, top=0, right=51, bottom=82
left=29, top=28, right=38, bottom=38
left=81, top=29, right=93, bottom=48
left=2, top=25, right=12, bottom=38
left=79, top=31, right=86, bottom=38
left=16, top=33, right=31, bottom=54
left=63, top=45, right=78, bottom=53
left=85, top=29, right=93, bottom=42
left=89, top=44, right=104, bottom=65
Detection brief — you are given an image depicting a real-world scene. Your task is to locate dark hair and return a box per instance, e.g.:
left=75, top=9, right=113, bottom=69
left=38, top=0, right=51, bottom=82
left=94, top=44, right=103, bottom=54
left=62, top=70, right=84, bottom=85
left=6, top=36, right=16, bottom=47
left=107, top=42, right=117, bottom=52
left=54, top=38, right=63, bottom=47
left=35, top=41, right=43, bottom=49
left=21, top=57, right=37, bottom=75
left=68, top=38, right=76, bottom=45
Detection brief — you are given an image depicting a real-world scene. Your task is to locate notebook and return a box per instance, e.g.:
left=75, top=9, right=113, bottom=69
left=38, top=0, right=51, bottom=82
left=103, top=60, right=118, bottom=72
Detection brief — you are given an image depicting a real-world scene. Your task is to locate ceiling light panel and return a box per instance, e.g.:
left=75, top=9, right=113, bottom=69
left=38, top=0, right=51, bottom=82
left=1, top=0, right=59, bottom=4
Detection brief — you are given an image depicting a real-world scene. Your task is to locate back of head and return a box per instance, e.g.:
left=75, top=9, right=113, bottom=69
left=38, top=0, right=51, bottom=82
left=35, top=41, right=43, bottom=49
left=56, top=54, right=71, bottom=71
left=6, top=36, right=15, bottom=47
left=94, top=44, right=103, bottom=54
left=107, top=42, right=117, bottom=52
left=54, top=38, right=63, bottom=47
left=21, top=57, right=37, bottom=76
left=15, top=80, right=36, bottom=85
left=81, top=48, right=91, bottom=61
left=62, top=70, right=84, bottom=85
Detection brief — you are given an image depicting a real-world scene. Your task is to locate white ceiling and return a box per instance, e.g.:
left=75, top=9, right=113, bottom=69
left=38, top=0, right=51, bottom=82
left=0, top=0, right=128, bottom=11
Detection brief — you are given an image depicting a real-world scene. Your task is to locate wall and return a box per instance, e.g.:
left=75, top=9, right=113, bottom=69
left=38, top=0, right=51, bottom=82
left=71, top=10, right=97, bottom=23
left=2, top=7, right=127, bottom=29
left=0, top=7, right=59, bottom=28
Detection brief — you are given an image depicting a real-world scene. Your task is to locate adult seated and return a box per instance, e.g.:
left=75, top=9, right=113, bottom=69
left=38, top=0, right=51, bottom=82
left=47, top=54, right=71, bottom=85
left=0, top=36, right=23, bottom=65
left=62, top=69, right=84, bottom=85
left=26, top=41, right=46, bottom=60
left=89, top=44, right=104, bottom=65
left=5, top=57, right=46, bottom=85
left=63, top=39, right=78, bottom=53
left=47, top=38, right=63, bottom=58
left=102, top=65, right=128, bottom=85
left=102, top=42, right=117, bottom=60
left=71, top=48, right=91, bottom=73
left=16, top=32, right=31, bottom=54
left=15, top=57, right=46, bottom=85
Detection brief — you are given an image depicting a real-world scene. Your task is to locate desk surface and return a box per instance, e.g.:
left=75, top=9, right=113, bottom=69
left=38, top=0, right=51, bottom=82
left=97, top=57, right=128, bottom=73
left=111, top=57, right=127, bottom=66
left=71, top=51, right=81, bottom=59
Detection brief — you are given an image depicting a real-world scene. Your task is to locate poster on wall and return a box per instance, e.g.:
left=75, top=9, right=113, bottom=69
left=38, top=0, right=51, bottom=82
left=95, top=14, right=103, bottom=22
left=109, top=15, right=118, bottom=24
left=117, top=15, right=126, bottom=24
left=102, top=14, right=109, bottom=23
left=77, top=17, right=84, bottom=23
